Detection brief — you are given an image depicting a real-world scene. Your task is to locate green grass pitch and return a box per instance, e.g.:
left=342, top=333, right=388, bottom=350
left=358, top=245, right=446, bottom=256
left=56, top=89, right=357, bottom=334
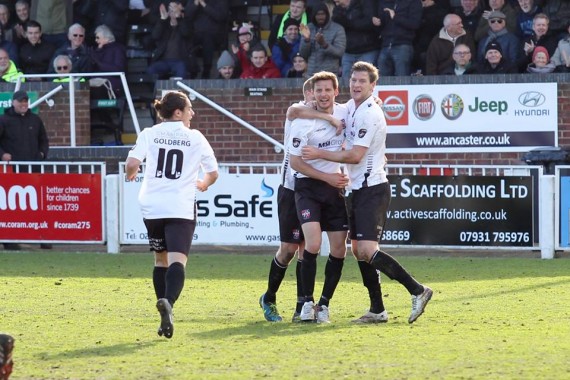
left=1, top=250, right=569, bottom=379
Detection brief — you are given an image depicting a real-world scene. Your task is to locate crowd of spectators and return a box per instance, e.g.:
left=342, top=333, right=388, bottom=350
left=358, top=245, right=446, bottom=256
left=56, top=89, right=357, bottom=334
left=0, top=0, right=568, bottom=87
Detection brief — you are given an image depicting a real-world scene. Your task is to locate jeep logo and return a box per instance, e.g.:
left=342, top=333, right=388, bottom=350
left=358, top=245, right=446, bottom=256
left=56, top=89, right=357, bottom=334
left=468, top=97, right=508, bottom=115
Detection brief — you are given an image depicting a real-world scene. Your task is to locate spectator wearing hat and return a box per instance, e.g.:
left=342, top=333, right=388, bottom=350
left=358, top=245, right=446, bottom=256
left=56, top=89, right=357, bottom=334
left=216, top=49, right=238, bottom=79
left=473, top=40, right=517, bottom=73
left=333, top=0, right=381, bottom=79
left=551, top=22, right=570, bottom=72
left=425, top=13, right=475, bottom=75
left=0, top=47, right=22, bottom=82
left=268, top=0, right=308, bottom=50
left=271, top=17, right=301, bottom=77
left=287, top=52, right=307, bottom=77
left=231, top=23, right=263, bottom=75
left=477, top=10, right=521, bottom=64
left=0, top=90, right=50, bottom=250
left=526, top=45, right=555, bottom=73
left=474, top=0, right=517, bottom=42
left=239, top=44, right=281, bottom=79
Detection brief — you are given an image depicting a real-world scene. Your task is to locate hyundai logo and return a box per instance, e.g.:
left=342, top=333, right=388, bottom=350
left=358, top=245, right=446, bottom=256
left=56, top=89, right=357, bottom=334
left=518, top=92, right=546, bottom=108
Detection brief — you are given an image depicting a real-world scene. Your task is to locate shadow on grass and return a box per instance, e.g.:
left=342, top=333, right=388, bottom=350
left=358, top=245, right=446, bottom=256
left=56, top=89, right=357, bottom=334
left=34, top=340, right=160, bottom=361
left=2, top=252, right=570, bottom=282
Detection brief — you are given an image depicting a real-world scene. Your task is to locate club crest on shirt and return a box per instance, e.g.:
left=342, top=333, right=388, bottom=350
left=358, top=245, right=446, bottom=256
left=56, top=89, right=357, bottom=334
left=292, top=138, right=301, bottom=148
left=358, top=129, right=367, bottom=138
left=301, top=209, right=311, bottom=220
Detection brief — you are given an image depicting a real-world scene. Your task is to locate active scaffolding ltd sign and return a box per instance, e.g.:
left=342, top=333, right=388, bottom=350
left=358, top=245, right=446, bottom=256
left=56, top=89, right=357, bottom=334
left=376, top=83, right=557, bottom=153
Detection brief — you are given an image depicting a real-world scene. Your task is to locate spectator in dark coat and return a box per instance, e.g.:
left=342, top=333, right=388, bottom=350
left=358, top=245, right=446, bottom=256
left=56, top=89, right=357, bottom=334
left=89, top=24, right=127, bottom=97
left=333, top=0, right=381, bottom=78
left=11, top=0, right=28, bottom=47
left=473, top=40, right=517, bottom=73
left=515, top=0, right=540, bottom=39
left=287, top=51, right=308, bottom=77
left=518, top=13, right=559, bottom=71
left=474, top=0, right=517, bottom=42
left=440, top=42, right=477, bottom=74
left=19, top=20, right=56, bottom=77
left=147, top=2, right=191, bottom=79
left=375, top=0, right=423, bottom=76
left=453, top=0, right=482, bottom=36
left=77, top=0, right=129, bottom=45
left=50, top=23, right=92, bottom=73
left=413, top=0, right=450, bottom=74
left=425, top=13, right=475, bottom=75
left=477, top=10, right=521, bottom=64
left=185, top=0, right=230, bottom=79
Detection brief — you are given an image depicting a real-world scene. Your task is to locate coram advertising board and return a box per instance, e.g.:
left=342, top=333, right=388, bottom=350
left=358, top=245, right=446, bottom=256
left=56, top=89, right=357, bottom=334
left=377, top=83, right=557, bottom=153
left=121, top=173, right=281, bottom=245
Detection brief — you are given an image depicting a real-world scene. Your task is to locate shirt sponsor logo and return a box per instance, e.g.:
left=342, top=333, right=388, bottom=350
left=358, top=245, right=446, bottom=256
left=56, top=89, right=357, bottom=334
left=358, top=128, right=367, bottom=138
left=301, top=209, right=311, bottom=220
left=292, top=138, right=301, bottom=148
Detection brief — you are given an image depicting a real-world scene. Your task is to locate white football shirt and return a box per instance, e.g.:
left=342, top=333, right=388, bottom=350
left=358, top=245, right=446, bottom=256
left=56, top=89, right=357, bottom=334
left=344, top=96, right=388, bottom=190
left=288, top=104, right=348, bottom=179
left=127, top=121, right=218, bottom=219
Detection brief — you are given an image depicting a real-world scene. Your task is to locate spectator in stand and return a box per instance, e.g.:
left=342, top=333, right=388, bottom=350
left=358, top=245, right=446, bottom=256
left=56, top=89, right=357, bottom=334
left=375, top=0, right=423, bottom=76
left=551, top=22, right=570, bottom=72
left=413, top=0, right=450, bottom=74
left=146, top=2, right=190, bottom=79
left=525, top=45, right=555, bottom=73
left=77, top=0, right=129, bottom=45
left=518, top=13, right=559, bottom=71
left=474, top=0, right=517, bottom=42
left=0, top=47, right=22, bottom=82
left=0, top=23, right=17, bottom=65
left=542, top=0, right=570, bottom=39
left=216, top=50, right=238, bottom=79
left=50, top=23, right=92, bottom=73
left=287, top=51, right=308, bottom=77
left=425, top=13, right=475, bottom=75
left=516, top=0, right=540, bottom=39
left=89, top=24, right=127, bottom=97
left=268, top=0, right=308, bottom=50
left=52, top=54, right=77, bottom=82
left=332, top=0, right=381, bottom=79
left=453, top=0, right=482, bottom=37
left=0, top=90, right=50, bottom=250
left=240, top=45, right=281, bottom=79
left=231, top=22, right=263, bottom=75
left=19, top=20, right=56, bottom=78
left=271, top=18, right=301, bottom=77
left=185, top=0, right=230, bottom=79
left=30, top=0, right=73, bottom=49
left=11, top=0, right=28, bottom=47
left=473, top=40, right=517, bottom=73
left=441, top=42, right=477, bottom=74
left=299, top=2, right=346, bottom=77
left=477, top=11, right=521, bottom=64
left=0, top=4, right=12, bottom=41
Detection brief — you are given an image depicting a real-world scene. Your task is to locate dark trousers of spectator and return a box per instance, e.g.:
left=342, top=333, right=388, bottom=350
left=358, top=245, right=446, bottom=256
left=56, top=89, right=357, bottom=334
left=147, top=59, right=187, bottom=79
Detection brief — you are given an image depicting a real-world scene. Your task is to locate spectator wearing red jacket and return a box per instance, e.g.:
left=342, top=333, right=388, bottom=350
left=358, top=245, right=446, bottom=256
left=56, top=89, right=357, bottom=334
left=240, top=45, right=281, bottom=79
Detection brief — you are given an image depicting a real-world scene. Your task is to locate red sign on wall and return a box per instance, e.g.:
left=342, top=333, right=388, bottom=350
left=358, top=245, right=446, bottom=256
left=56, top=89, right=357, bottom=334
left=378, top=90, right=409, bottom=126
left=0, top=173, right=103, bottom=241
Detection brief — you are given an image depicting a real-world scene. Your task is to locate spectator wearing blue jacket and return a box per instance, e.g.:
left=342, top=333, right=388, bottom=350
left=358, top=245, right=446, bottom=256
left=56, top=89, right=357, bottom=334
left=271, top=18, right=301, bottom=78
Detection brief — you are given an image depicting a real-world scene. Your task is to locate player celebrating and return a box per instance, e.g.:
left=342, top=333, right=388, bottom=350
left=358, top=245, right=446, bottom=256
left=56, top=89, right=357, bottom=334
left=288, top=71, right=349, bottom=323
left=125, top=91, right=219, bottom=338
left=302, top=61, right=433, bottom=323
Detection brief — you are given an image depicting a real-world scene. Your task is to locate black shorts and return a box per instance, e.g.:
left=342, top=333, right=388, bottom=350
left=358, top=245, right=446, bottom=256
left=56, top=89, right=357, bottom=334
left=143, top=218, right=196, bottom=255
left=294, top=177, right=348, bottom=232
left=349, top=182, right=390, bottom=242
left=278, top=185, right=303, bottom=243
